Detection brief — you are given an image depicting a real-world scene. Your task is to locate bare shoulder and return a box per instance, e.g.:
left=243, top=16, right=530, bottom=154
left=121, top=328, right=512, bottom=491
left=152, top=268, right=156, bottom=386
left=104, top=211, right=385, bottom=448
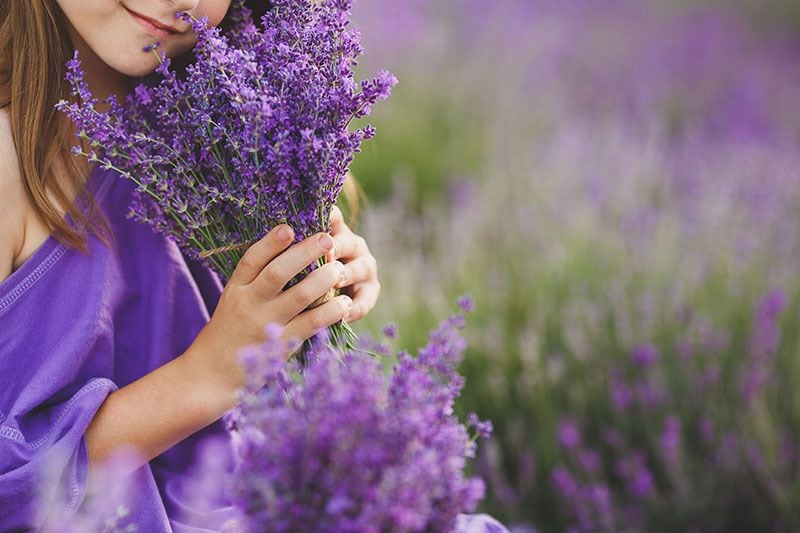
left=0, top=106, right=25, bottom=284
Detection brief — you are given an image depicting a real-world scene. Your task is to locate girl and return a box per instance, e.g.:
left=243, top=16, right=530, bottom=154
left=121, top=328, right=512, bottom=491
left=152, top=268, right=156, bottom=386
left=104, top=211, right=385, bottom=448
left=0, top=0, right=381, bottom=528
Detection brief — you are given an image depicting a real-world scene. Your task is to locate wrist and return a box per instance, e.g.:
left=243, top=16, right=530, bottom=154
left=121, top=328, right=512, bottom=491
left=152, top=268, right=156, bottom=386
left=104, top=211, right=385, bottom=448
left=178, top=328, right=243, bottom=417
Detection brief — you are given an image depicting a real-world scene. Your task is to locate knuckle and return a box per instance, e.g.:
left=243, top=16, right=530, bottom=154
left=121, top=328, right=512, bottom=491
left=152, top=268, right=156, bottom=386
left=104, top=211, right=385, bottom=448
left=282, top=325, right=308, bottom=346
left=237, top=252, right=258, bottom=273
left=292, top=284, right=315, bottom=306
left=353, top=262, right=367, bottom=280
left=309, top=311, right=329, bottom=332
left=261, top=265, right=284, bottom=288
left=326, top=263, right=344, bottom=285
left=349, top=304, right=365, bottom=322
left=367, top=256, right=378, bottom=276
left=306, top=237, right=326, bottom=260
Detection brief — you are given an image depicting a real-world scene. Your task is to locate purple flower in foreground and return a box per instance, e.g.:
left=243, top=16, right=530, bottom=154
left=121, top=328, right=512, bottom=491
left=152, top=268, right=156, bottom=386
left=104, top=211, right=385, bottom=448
left=43, top=449, right=142, bottom=532
left=382, top=322, right=399, bottom=338
left=458, top=294, right=476, bottom=313
left=226, top=301, right=489, bottom=531
left=468, top=412, right=494, bottom=440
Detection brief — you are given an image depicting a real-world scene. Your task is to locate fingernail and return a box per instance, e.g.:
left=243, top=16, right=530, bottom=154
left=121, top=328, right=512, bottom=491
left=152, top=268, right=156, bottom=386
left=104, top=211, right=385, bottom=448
left=342, top=296, right=353, bottom=320
left=318, top=233, right=334, bottom=251
left=334, top=261, right=346, bottom=279
left=277, top=225, right=292, bottom=242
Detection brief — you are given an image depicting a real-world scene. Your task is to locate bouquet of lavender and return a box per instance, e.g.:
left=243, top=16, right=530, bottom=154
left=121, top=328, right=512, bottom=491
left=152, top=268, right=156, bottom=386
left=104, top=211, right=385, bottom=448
left=223, top=296, right=493, bottom=531
left=57, top=0, right=396, bottom=353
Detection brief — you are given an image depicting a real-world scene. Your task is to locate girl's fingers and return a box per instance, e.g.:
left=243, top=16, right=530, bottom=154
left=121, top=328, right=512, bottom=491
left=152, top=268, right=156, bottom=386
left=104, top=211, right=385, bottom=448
left=283, top=295, right=353, bottom=341
left=327, top=207, right=346, bottom=261
left=272, top=261, right=347, bottom=321
left=228, top=224, right=294, bottom=286
left=329, top=232, right=367, bottom=262
left=335, top=255, right=377, bottom=289
left=252, top=232, right=335, bottom=297
left=343, top=280, right=380, bottom=323
left=329, top=205, right=345, bottom=233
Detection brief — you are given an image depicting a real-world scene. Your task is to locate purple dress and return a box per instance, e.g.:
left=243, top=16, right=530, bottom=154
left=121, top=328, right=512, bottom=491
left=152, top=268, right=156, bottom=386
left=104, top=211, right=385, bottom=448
left=0, top=164, right=227, bottom=530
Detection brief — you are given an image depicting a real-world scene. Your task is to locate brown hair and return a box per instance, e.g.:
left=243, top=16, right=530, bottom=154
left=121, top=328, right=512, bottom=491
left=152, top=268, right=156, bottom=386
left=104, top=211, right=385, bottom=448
left=0, top=0, right=361, bottom=258
left=0, top=0, right=111, bottom=254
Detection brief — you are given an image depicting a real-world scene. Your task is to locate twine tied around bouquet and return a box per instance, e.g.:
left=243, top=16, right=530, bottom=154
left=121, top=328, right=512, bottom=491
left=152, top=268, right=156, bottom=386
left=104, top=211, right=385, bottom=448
left=200, top=240, right=336, bottom=310
left=199, top=240, right=258, bottom=258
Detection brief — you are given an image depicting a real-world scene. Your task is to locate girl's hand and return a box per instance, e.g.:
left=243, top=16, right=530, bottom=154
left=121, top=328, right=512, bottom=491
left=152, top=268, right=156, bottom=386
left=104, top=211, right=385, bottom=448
left=86, top=226, right=351, bottom=469
left=326, top=205, right=381, bottom=322
left=186, top=224, right=352, bottom=403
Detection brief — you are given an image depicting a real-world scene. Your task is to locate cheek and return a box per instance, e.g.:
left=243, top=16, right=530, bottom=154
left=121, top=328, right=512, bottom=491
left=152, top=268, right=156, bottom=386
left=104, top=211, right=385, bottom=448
left=167, top=0, right=231, bottom=56
left=159, top=0, right=233, bottom=62
left=56, top=0, right=116, bottom=30
left=199, top=0, right=234, bottom=26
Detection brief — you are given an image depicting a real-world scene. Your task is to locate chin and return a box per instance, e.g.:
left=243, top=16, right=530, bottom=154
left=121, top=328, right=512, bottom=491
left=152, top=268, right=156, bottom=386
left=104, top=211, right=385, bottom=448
left=110, top=56, right=162, bottom=78
left=103, top=42, right=194, bottom=78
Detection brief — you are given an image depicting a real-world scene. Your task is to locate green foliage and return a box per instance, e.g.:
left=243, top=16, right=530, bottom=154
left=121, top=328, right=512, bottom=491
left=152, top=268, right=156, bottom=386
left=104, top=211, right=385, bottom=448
left=350, top=78, right=488, bottom=207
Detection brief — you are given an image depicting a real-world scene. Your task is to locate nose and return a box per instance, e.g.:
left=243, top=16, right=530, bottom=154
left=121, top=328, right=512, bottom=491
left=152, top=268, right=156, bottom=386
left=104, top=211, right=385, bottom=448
left=167, top=0, right=200, bottom=12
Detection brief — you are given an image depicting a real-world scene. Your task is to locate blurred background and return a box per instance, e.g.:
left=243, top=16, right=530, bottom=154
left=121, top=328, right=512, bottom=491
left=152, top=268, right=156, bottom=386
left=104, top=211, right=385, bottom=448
left=347, top=0, right=800, bottom=531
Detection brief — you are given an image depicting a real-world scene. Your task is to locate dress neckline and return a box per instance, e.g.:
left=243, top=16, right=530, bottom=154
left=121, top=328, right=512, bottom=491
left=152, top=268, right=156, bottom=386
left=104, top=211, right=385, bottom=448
left=0, top=166, right=117, bottom=313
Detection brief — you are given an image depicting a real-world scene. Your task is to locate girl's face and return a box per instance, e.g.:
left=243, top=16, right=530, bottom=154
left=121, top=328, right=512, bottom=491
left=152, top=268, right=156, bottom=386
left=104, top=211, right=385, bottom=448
left=56, top=0, right=233, bottom=77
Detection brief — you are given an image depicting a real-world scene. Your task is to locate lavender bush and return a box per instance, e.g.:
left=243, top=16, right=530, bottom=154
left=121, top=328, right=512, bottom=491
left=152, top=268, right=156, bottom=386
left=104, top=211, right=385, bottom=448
left=41, top=449, right=142, bottom=533
left=58, top=0, right=396, bottom=353
left=346, top=0, right=800, bottom=529
left=225, top=297, right=492, bottom=531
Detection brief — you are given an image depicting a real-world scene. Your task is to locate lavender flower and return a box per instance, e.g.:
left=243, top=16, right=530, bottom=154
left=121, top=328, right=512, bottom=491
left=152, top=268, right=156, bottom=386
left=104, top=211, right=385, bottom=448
left=382, top=322, right=399, bottom=339
left=631, top=344, right=659, bottom=367
left=659, top=415, right=680, bottom=467
left=609, top=369, right=633, bottom=412
left=57, top=0, right=397, bottom=356
left=225, top=301, right=491, bottom=531
left=469, top=412, right=494, bottom=441
left=742, top=290, right=788, bottom=403
left=557, top=418, right=581, bottom=450
left=458, top=293, right=476, bottom=313
left=41, top=449, right=142, bottom=532
left=615, top=452, right=654, bottom=500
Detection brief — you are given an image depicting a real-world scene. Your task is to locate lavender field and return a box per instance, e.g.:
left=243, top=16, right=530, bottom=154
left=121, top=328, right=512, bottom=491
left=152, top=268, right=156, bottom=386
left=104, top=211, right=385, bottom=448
left=348, top=0, right=800, bottom=530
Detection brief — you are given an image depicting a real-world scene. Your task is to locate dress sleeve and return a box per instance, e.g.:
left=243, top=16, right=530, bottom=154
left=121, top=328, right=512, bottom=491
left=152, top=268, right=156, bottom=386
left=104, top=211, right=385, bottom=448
left=150, top=422, right=242, bottom=531
left=0, top=377, right=118, bottom=530
left=456, top=513, right=510, bottom=533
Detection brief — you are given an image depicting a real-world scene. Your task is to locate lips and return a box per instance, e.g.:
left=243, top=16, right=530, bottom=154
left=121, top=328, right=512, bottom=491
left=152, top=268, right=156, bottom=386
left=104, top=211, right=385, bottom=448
left=123, top=5, right=183, bottom=39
